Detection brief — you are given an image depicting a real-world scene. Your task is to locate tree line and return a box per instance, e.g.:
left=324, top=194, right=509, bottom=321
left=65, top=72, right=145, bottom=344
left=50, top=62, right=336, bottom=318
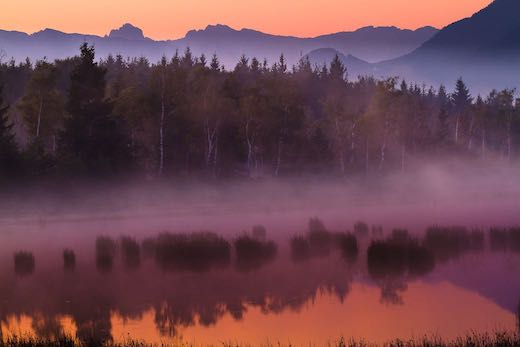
left=0, top=43, right=519, bottom=181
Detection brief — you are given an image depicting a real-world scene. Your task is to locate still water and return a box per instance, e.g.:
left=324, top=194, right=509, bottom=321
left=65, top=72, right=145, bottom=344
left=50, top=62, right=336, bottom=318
left=1, top=222, right=519, bottom=345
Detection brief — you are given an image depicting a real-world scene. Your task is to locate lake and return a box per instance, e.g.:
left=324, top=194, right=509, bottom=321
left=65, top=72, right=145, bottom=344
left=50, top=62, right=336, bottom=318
left=1, top=220, right=519, bottom=346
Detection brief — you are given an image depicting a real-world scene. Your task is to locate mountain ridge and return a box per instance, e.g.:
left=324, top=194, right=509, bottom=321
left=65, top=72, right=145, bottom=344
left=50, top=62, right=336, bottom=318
left=0, top=22, right=438, bottom=67
left=370, top=0, right=520, bottom=93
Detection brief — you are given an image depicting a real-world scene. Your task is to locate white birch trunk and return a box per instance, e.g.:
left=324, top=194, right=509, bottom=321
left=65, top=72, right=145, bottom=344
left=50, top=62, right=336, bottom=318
left=36, top=93, right=43, bottom=138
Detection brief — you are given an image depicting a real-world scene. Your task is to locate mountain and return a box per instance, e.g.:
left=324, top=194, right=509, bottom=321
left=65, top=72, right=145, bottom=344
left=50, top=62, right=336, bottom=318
left=0, top=27, right=171, bottom=64
left=0, top=23, right=437, bottom=69
left=108, top=23, right=148, bottom=41
left=311, top=26, right=438, bottom=62
left=418, top=0, right=520, bottom=54
left=304, top=48, right=373, bottom=77
left=181, top=24, right=438, bottom=66
left=376, top=0, right=520, bottom=92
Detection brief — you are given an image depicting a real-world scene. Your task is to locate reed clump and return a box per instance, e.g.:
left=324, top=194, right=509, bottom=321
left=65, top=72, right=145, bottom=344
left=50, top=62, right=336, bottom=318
left=152, top=232, right=231, bottom=272
left=14, top=251, right=35, bottom=276
left=234, top=234, right=277, bottom=271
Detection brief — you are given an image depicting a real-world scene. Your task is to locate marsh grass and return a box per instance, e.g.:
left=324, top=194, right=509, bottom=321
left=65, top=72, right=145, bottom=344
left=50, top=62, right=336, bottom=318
left=152, top=232, right=231, bottom=272
left=1, top=332, right=520, bottom=347
left=424, top=226, right=484, bottom=261
left=95, top=236, right=117, bottom=272
left=141, top=237, right=157, bottom=259
left=289, top=218, right=331, bottom=260
left=291, top=218, right=359, bottom=263
left=490, top=227, right=520, bottom=252
left=234, top=234, right=277, bottom=272
left=63, top=249, right=76, bottom=271
left=307, top=218, right=332, bottom=256
left=120, top=236, right=141, bottom=269
left=354, top=222, right=370, bottom=238
left=334, top=232, right=358, bottom=263
left=367, top=231, right=435, bottom=279
left=13, top=251, right=35, bottom=276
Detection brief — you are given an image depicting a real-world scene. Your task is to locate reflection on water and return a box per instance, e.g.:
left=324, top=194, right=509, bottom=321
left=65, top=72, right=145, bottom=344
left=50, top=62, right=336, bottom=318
left=13, top=251, right=35, bottom=277
left=1, top=225, right=520, bottom=345
left=63, top=249, right=76, bottom=272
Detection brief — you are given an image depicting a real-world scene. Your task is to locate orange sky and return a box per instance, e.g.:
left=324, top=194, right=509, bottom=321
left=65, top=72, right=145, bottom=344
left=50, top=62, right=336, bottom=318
left=0, top=0, right=492, bottom=40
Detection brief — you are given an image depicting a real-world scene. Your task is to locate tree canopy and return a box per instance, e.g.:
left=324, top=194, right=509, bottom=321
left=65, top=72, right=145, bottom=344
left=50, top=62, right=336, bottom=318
left=0, top=44, right=519, bottom=182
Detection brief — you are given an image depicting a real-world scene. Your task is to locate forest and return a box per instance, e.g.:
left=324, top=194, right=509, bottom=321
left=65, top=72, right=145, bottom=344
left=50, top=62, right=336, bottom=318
left=0, top=43, right=519, bottom=182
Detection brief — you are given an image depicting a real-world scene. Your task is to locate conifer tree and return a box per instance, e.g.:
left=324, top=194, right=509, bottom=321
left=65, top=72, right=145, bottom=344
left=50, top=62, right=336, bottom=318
left=451, top=78, right=473, bottom=144
left=59, top=43, right=131, bottom=175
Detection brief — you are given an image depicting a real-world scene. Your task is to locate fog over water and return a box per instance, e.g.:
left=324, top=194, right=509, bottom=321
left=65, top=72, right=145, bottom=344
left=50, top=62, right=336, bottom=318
left=0, top=160, right=519, bottom=252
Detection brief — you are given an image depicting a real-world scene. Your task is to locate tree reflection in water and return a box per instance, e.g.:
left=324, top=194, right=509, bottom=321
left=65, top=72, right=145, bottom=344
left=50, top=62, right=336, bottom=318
left=2, top=226, right=519, bottom=344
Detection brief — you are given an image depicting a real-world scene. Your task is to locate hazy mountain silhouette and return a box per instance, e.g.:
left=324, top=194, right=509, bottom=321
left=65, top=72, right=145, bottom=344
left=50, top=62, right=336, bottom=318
left=108, top=23, right=148, bottom=41
left=418, top=0, right=520, bottom=53
left=0, top=23, right=436, bottom=68
left=375, top=0, right=520, bottom=92
left=304, top=48, right=373, bottom=77
left=180, top=24, right=437, bottom=66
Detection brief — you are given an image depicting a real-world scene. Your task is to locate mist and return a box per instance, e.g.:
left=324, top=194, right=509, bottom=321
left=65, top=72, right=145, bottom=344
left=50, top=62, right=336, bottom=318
left=0, top=159, right=518, bottom=255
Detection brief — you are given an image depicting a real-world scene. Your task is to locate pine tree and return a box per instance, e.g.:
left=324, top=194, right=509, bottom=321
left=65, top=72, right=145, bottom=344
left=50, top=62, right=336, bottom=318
left=210, top=54, right=220, bottom=71
left=59, top=43, right=131, bottom=176
left=452, top=78, right=472, bottom=108
left=451, top=78, right=473, bottom=144
left=329, top=54, right=347, bottom=82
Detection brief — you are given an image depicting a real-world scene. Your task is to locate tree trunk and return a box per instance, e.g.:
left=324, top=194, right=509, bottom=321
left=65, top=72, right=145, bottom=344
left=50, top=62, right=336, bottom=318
left=454, top=115, right=460, bottom=145
left=275, top=136, right=282, bottom=177
left=130, top=128, right=136, bottom=158
left=36, top=93, right=43, bottom=138
left=401, top=144, right=406, bottom=172
left=481, top=129, right=486, bottom=159
left=213, top=133, right=219, bottom=177
left=379, top=142, right=386, bottom=170
left=507, top=120, right=512, bottom=160
left=467, top=115, right=474, bottom=151
left=379, top=122, right=388, bottom=171
left=52, top=133, right=56, bottom=154
left=350, top=123, right=357, bottom=166
left=275, top=106, right=288, bottom=177
left=365, top=137, right=369, bottom=175
left=205, top=118, right=219, bottom=174
left=158, top=70, right=166, bottom=176
left=205, top=120, right=212, bottom=167
left=334, top=117, right=345, bottom=175
left=245, top=118, right=255, bottom=176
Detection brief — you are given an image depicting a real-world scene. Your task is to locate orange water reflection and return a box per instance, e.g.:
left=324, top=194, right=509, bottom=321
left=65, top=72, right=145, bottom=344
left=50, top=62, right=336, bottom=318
left=110, top=282, right=515, bottom=345
left=3, top=281, right=514, bottom=345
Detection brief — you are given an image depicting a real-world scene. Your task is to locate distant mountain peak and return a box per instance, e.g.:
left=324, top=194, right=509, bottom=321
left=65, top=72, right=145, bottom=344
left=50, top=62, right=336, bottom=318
left=415, top=26, right=438, bottom=33
left=33, top=28, right=63, bottom=35
left=108, top=23, right=146, bottom=41
left=31, top=28, right=71, bottom=39
left=185, top=24, right=239, bottom=39
left=356, top=26, right=398, bottom=32
left=205, top=24, right=235, bottom=32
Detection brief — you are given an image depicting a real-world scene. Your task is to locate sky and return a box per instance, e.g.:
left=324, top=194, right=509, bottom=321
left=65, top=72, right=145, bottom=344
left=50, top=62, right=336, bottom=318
left=0, top=0, right=493, bottom=40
